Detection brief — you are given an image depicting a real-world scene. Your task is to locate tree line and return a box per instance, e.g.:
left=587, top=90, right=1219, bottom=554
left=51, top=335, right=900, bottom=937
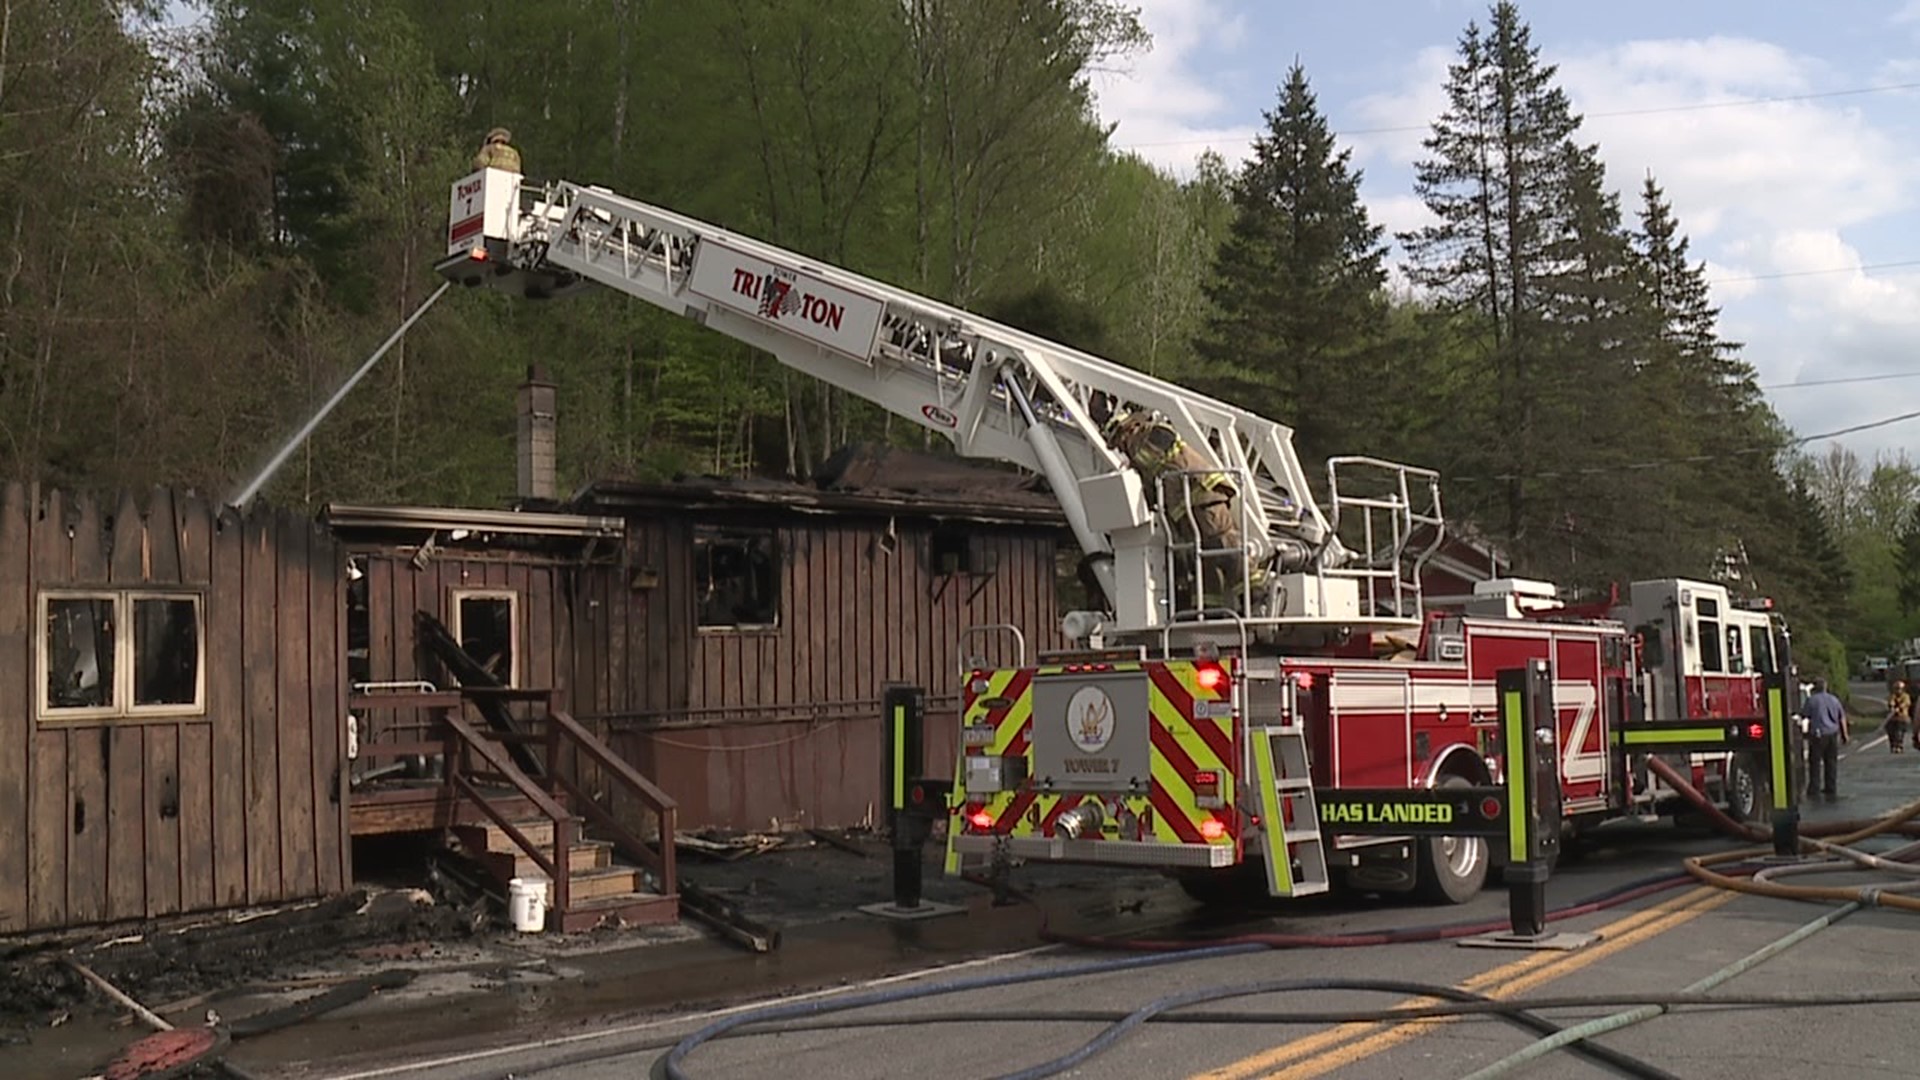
left=0, top=0, right=1890, bottom=672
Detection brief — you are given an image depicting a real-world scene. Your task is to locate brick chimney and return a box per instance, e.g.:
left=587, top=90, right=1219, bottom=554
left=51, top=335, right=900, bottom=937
left=516, top=364, right=557, bottom=501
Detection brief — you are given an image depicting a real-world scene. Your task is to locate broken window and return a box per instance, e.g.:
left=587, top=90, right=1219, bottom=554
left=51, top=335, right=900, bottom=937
left=39, top=590, right=205, bottom=720
left=452, top=589, right=518, bottom=686
left=695, top=527, right=779, bottom=629
left=132, top=597, right=201, bottom=707
left=43, top=594, right=116, bottom=713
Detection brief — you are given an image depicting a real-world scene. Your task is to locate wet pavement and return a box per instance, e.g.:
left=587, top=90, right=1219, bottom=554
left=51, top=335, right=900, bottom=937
left=11, top=680, right=1920, bottom=1080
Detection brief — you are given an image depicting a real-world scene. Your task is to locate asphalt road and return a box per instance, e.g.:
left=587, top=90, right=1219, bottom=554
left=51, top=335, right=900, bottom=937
left=296, top=686, right=1920, bottom=1080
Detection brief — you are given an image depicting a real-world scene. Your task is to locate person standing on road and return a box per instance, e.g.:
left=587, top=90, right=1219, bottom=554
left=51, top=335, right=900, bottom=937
left=1887, top=681, right=1912, bottom=754
left=1800, top=677, right=1850, bottom=798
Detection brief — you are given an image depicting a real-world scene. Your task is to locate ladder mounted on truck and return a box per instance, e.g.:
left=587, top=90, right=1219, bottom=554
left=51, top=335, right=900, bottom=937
left=436, top=167, right=1445, bottom=650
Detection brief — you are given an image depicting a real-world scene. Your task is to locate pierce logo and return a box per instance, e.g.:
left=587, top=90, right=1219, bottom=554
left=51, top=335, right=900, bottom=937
left=922, top=404, right=958, bottom=428
left=1066, top=685, right=1116, bottom=754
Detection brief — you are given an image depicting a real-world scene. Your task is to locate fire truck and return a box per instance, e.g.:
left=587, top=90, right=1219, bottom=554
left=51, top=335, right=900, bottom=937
left=436, top=166, right=1794, bottom=906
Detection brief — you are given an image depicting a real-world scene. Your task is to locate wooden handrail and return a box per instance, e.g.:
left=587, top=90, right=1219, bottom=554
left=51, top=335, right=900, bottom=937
left=443, top=711, right=576, bottom=917
left=545, top=708, right=678, bottom=900
left=548, top=709, right=679, bottom=812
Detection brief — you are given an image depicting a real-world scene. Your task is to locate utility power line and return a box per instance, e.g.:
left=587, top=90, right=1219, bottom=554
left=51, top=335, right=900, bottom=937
left=1448, top=406, right=1920, bottom=483
left=1762, top=371, right=1920, bottom=390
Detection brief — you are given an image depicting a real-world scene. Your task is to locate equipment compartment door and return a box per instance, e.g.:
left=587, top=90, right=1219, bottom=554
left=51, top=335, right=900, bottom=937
left=1030, top=673, right=1152, bottom=792
left=1554, top=633, right=1609, bottom=808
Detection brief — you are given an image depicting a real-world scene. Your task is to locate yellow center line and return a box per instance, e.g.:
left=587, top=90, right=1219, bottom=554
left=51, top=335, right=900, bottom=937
left=1187, top=886, right=1731, bottom=1080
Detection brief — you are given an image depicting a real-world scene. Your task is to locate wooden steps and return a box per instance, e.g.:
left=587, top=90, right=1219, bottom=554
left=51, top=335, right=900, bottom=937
left=453, top=814, right=677, bottom=932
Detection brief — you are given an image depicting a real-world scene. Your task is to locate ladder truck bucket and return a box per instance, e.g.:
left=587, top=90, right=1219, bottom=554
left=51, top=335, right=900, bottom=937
left=434, top=167, right=592, bottom=300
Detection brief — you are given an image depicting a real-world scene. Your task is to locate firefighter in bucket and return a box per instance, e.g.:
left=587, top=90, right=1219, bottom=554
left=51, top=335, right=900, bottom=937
left=1107, top=409, right=1250, bottom=611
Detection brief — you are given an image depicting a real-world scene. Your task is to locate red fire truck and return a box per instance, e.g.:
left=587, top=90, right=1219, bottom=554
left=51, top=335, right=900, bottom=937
left=436, top=165, right=1795, bottom=908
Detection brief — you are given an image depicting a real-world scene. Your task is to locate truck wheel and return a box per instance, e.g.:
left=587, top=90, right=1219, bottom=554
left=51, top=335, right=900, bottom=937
left=1726, top=754, right=1769, bottom=825
left=1416, top=774, right=1489, bottom=905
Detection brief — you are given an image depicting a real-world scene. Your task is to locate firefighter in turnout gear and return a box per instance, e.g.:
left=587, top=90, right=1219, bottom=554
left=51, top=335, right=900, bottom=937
left=473, top=127, right=522, bottom=173
left=1108, top=410, right=1248, bottom=610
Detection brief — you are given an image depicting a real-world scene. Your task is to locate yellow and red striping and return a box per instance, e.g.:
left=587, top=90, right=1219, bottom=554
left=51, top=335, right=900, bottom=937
left=960, top=661, right=1238, bottom=847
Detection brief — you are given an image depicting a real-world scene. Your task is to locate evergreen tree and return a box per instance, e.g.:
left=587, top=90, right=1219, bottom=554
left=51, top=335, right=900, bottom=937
left=1399, top=1, right=1587, bottom=563
left=1898, top=503, right=1920, bottom=621
left=1193, top=62, right=1387, bottom=467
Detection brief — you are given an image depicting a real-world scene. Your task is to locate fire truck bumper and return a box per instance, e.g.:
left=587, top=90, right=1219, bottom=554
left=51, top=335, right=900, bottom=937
left=951, top=834, right=1236, bottom=869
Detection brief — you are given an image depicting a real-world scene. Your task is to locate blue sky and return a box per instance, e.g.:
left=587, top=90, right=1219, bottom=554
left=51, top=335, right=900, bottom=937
left=1091, top=0, right=1920, bottom=466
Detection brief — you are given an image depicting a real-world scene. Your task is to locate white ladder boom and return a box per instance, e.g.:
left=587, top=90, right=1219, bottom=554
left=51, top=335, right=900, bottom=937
left=436, top=167, right=1440, bottom=640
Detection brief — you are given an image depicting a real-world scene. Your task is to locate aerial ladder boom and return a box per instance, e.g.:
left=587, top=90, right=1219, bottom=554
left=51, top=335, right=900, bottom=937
left=437, top=167, right=1443, bottom=644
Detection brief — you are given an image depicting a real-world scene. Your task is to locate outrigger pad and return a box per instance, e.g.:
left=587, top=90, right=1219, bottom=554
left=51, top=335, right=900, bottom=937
left=1457, top=929, right=1599, bottom=952
left=858, top=899, right=965, bottom=922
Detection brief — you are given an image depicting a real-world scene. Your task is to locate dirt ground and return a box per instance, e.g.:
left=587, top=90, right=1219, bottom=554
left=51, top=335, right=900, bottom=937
left=0, top=824, right=1164, bottom=1079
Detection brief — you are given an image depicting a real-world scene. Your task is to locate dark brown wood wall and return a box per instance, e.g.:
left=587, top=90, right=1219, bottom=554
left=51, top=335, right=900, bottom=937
left=351, top=550, right=571, bottom=741
left=572, top=515, right=1064, bottom=831
left=0, top=483, right=347, bottom=934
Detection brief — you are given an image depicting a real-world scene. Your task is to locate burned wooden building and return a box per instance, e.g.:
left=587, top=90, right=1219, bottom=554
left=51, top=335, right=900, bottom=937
left=0, top=483, right=348, bottom=935
left=330, top=440, right=1071, bottom=841
left=1, top=374, right=1072, bottom=936
left=567, top=442, right=1070, bottom=832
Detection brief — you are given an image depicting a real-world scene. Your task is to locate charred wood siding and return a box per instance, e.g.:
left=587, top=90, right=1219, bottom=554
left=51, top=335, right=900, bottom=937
left=581, top=516, right=1064, bottom=831
left=0, top=483, right=347, bottom=934
left=348, top=551, right=572, bottom=754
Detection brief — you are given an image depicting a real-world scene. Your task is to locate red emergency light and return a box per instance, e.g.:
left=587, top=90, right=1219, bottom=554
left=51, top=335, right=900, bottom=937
left=1747, top=722, right=1765, bottom=742
left=1195, top=661, right=1227, bottom=690
left=968, top=808, right=993, bottom=830
left=1199, top=818, right=1226, bottom=840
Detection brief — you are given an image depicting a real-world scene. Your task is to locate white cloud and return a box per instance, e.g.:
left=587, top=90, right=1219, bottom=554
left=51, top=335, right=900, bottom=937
left=1087, top=0, right=1258, bottom=176
left=1333, top=33, right=1920, bottom=459
left=1087, top=20, right=1920, bottom=460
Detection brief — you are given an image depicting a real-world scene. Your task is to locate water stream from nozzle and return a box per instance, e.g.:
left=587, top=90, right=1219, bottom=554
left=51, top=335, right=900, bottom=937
left=226, top=280, right=454, bottom=511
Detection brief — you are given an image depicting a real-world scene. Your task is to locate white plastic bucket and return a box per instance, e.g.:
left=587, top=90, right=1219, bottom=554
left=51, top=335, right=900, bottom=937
left=507, top=877, right=547, bottom=933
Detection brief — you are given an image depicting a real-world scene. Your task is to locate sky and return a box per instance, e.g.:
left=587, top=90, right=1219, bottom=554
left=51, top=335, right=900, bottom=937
left=1088, top=0, right=1920, bottom=468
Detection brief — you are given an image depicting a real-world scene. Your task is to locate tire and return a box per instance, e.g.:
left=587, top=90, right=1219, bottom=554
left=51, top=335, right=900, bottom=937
left=1725, top=753, right=1769, bottom=825
left=1415, top=773, right=1490, bottom=905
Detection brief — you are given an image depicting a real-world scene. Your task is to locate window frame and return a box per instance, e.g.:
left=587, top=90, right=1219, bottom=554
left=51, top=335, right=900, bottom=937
left=36, top=586, right=208, bottom=725
left=448, top=587, right=521, bottom=688
left=692, top=525, right=782, bottom=634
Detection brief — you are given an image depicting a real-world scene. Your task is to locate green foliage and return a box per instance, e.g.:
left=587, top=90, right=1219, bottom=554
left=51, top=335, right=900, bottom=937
left=1, top=0, right=1893, bottom=674
left=1193, top=63, right=1389, bottom=467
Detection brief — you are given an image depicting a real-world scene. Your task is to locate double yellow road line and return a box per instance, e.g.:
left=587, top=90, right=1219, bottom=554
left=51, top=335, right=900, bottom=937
left=1189, top=885, right=1737, bottom=1080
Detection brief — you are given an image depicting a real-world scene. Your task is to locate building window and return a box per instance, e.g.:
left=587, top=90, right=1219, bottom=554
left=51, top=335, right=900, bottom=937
left=38, top=589, right=205, bottom=722
left=695, top=527, right=779, bottom=629
left=450, top=589, right=519, bottom=687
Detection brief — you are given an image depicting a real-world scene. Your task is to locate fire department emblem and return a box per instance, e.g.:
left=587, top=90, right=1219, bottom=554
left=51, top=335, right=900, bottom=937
left=1066, top=685, right=1116, bottom=754
left=757, top=269, right=801, bottom=321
